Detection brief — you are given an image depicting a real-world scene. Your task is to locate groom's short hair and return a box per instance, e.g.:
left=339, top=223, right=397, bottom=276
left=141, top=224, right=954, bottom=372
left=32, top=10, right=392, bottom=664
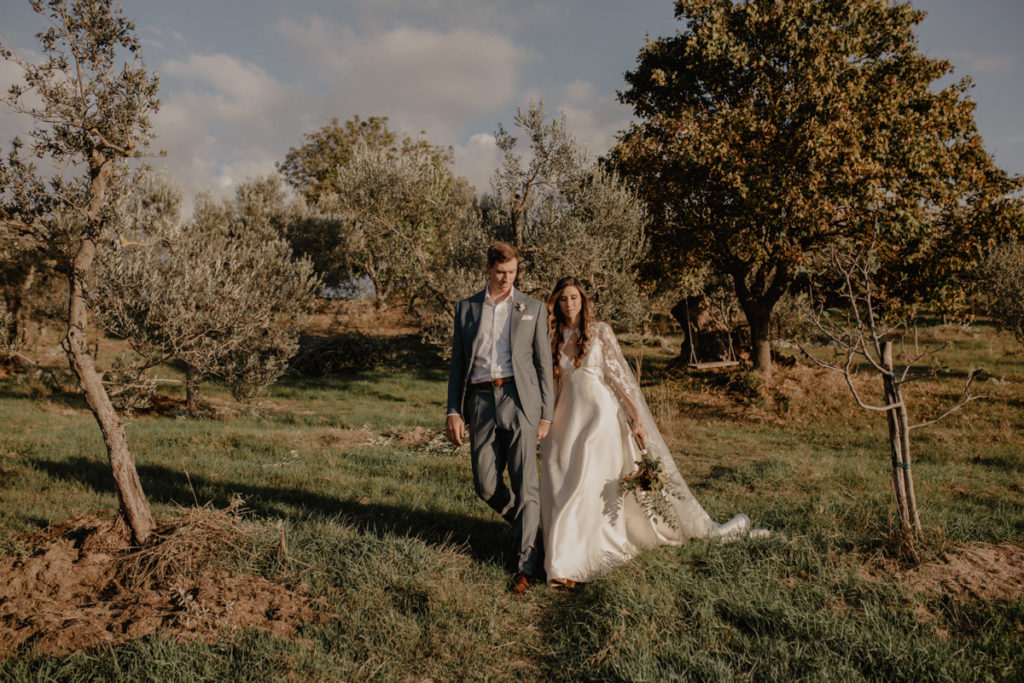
left=487, top=241, right=519, bottom=267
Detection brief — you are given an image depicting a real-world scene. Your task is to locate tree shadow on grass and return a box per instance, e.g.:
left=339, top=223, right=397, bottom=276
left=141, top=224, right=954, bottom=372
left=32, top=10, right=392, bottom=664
left=972, top=453, right=1024, bottom=472
left=274, top=367, right=449, bottom=405
left=27, top=456, right=512, bottom=569
left=0, top=386, right=89, bottom=412
left=289, top=332, right=445, bottom=377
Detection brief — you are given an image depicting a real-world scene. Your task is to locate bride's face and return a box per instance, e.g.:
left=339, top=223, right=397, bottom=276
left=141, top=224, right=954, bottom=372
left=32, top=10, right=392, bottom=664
left=557, top=286, right=582, bottom=324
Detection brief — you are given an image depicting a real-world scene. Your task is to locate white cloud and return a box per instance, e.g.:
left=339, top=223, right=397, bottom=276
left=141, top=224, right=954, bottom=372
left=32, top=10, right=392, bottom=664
left=160, top=54, right=288, bottom=121
left=150, top=52, right=301, bottom=213
left=453, top=132, right=502, bottom=194
left=563, top=79, right=597, bottom=106
left=277, top=17, right=535, bottom=144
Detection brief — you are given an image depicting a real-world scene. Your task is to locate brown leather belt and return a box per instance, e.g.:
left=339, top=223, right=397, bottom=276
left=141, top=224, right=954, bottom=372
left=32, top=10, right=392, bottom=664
left=469, top=376, right=514, bottom=391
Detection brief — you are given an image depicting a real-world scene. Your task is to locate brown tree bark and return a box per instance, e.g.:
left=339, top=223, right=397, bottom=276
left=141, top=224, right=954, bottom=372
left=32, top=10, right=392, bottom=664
left=746, top=307, right=773, bottom=377
left=63, top=234, right=155, bottom=544
left=185, top=363, right=200, bottom=413
left=731, top=262, right=790, bottom=377
left=58, top=155, right=155, bottom=545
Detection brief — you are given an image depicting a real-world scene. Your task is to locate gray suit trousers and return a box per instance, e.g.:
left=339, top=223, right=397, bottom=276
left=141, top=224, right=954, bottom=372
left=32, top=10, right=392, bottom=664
left=467, top=381, right=540, bottom=576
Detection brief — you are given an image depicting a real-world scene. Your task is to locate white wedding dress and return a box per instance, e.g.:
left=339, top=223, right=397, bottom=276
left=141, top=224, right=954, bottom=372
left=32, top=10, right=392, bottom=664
left=540, top=322, right=757, bottom=584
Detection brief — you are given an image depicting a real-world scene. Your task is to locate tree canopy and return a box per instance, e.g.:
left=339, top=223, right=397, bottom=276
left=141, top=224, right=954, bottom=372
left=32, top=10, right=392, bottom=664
left=276, top=116, right=460, bottom=305
left=95, top=176, right=319, bottom=411
left=318, top=141, right=478, bottom=311
left=489, top=101, right=650, bottom=329
left=277, top=115, right=453, bottom=204
left=612, top=0, right=1023, bottom=374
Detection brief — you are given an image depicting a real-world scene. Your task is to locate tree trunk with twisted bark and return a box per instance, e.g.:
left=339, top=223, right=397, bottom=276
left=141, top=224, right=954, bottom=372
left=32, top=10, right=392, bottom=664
left=64, top=232, right=154, bottom=544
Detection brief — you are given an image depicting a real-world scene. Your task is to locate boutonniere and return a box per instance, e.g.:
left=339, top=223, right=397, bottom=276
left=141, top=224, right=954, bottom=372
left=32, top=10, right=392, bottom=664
left=514, top=302, right=527, bottom=313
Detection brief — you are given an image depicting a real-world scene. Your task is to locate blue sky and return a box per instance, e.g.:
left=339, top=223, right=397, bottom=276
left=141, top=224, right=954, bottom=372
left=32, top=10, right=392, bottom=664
left=2, top=0, right=1021, bottom=211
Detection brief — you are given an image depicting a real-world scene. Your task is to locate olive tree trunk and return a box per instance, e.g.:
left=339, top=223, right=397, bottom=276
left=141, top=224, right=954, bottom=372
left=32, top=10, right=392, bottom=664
left=64, top=232, right=155, bottom=544
left=185, top=363, right=201, bottom=413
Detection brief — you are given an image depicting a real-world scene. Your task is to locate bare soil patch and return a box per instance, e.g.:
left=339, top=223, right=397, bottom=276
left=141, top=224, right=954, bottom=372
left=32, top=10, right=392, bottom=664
left=864, top=542, right=1024, bottom=603
left=0, top=508, right=324, bottom=660
left=901, top=542, right=1024, bottom=602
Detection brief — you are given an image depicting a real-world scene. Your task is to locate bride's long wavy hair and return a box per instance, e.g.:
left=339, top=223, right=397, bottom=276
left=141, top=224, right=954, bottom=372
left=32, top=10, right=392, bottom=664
left=547, top=276, right=596, bottom=381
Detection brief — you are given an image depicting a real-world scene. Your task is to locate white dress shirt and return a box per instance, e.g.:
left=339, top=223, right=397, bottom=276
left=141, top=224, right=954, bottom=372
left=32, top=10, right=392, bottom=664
left=469, top=286, right=515, bottom=383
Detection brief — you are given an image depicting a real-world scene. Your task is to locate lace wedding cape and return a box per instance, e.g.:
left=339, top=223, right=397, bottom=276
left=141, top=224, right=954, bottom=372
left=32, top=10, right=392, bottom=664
left=541, top=321, right=763, bottom=583
left=586, top=321, right=718, bottom=542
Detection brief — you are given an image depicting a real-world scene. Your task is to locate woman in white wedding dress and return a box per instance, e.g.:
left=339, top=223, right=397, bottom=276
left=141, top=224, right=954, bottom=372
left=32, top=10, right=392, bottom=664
left=540, top=277, right=760, bottom=588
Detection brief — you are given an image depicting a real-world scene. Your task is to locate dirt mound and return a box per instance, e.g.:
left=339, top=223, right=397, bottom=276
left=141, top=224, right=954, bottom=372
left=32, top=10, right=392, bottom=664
left=0, top=510, right=323, bottom=659
left=902, top=542, right=1024, bottom=602
left=395, top=425, right=435, bottom=446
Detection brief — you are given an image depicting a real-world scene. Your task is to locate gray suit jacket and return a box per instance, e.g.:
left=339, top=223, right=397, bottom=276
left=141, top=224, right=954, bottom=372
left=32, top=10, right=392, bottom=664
left=447, top=288, right=554, bottom=426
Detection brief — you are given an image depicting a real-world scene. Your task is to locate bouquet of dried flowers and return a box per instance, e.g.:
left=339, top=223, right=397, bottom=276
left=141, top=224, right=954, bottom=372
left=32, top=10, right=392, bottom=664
left=619, top=446, right=681, bottom=530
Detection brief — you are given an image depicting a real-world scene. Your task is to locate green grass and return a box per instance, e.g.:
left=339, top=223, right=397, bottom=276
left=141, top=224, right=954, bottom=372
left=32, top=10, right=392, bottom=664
left=1, top=322, right=1022, bottom=680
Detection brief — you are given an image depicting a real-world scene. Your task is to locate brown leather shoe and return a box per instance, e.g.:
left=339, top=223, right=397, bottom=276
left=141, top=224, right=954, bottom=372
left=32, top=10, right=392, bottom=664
left=509, top=573, right=531, bottom=595
left=550, top=577, right=577, bottom=590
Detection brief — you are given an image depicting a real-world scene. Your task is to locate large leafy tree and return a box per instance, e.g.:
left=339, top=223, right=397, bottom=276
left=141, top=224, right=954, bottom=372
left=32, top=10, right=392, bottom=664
left=1, top=0, right=160, bottom=541
left=612, top=0, right=1023, bottom=375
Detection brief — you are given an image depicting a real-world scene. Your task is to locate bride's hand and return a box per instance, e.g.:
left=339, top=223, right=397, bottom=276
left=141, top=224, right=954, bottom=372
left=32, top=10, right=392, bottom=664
left=631, top=419, right=647, bottom=448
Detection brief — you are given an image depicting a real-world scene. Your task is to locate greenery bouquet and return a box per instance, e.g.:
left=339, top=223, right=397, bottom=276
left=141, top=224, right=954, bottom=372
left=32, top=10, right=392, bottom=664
left=619, top=446, right=681, bottom=530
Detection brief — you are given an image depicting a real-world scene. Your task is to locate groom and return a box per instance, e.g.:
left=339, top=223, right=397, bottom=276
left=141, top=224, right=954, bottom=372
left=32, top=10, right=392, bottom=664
left=446, top=241, right=554, bottom=594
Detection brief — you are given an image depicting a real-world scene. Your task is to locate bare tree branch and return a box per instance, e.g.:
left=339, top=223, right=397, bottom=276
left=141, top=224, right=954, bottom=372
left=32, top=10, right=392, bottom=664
left=909, top=370, right=987, bottom=430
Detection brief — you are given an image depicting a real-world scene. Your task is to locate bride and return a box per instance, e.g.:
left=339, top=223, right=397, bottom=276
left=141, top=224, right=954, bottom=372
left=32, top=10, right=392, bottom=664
left=540, top=276, right=761, bottom=588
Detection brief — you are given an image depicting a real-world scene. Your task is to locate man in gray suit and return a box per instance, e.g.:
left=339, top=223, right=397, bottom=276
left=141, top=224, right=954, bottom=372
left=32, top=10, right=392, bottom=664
left=446, top=241, right=554, bottom=594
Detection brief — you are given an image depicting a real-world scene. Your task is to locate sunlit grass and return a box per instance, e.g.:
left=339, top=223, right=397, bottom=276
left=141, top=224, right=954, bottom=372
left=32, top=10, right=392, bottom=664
left=1, top=322, right=1022, bottom=679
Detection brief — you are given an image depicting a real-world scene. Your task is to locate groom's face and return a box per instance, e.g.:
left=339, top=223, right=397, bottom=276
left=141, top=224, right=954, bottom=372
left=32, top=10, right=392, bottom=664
left=487, top=258, right=518, bottom=299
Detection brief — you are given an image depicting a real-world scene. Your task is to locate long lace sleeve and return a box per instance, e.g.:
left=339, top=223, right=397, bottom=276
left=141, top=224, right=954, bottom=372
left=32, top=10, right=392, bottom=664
left=594, top=322, right=643, bottom=422
left=594, top=322, right=717, bottom=540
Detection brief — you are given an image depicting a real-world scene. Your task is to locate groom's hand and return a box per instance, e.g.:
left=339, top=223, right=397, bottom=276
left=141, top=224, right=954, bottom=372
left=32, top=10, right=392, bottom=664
left=446, top=415, right=465, bottom=446
left=538, top=420, right=550, bottom=440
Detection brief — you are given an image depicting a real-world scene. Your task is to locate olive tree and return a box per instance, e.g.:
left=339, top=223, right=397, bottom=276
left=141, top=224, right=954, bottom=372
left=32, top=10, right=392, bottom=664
left=325, top=142, right=483, bottom=323
left=489, top=100, right=649, bottom=329
left=94, top=176, right=320, bottom=412
left=277, top=116, right=454, bottom=308
left=1, top=0, right=161, bottom=542
left=0, top=231, right=59, bottom=349
left=803, top=238, right=984, bottom=551
left=976, top=238, right=1024, bottom=343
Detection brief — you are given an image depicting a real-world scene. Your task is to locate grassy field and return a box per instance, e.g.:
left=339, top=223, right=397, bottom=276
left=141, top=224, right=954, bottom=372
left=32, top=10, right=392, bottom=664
left=0, top=320, right=1022, bottom=680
